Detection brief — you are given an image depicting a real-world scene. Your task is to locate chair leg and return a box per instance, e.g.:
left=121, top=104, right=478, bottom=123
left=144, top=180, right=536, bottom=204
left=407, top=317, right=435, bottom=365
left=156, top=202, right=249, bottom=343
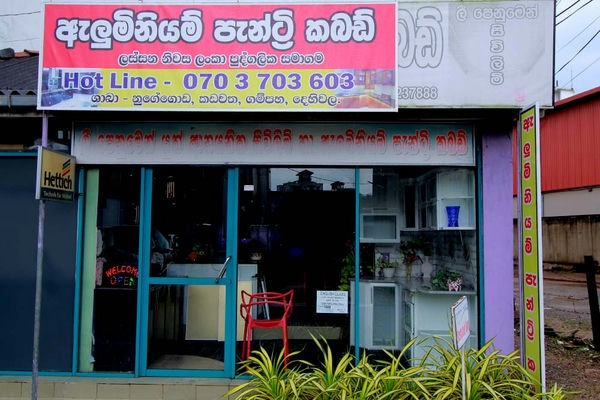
left=282, top=325, right=289, bottom=367
left=242, top=323, right=249, bottom=362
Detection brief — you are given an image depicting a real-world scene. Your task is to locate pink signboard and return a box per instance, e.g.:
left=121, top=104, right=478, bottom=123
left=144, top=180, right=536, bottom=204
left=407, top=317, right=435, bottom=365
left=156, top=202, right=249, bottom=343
left=38, top=2, right=397, bottom=111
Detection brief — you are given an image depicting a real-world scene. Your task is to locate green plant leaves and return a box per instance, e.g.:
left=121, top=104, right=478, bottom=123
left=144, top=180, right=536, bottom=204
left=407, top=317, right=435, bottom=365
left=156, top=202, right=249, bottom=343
left=226, top=334, right=566, bottom=400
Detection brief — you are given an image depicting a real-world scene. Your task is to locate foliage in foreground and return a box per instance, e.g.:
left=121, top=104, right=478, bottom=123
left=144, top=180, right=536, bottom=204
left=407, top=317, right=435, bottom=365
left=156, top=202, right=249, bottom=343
left=225, top=335, right=576, bottom=399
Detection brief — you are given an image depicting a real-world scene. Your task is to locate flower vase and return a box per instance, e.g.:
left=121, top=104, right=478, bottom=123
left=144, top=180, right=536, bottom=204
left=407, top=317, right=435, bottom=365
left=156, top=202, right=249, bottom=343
left=421, top=255, right=434, bottom=278
left=383, top=267, right=396, bottom=279
left=399, top=263, right=412, bottom=278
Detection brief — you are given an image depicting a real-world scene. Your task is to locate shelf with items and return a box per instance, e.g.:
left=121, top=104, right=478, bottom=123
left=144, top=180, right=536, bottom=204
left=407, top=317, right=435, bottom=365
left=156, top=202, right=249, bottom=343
left=402, top=288, right=478, bottom=365
left=417, top=168, right=476, bottom=230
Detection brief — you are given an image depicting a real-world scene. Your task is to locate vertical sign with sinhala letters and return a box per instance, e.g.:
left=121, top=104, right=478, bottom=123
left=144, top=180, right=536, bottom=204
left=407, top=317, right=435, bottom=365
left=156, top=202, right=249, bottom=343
left=518, top=104, right=545, bottom=391
left=35, top=146, right=76, bottom=202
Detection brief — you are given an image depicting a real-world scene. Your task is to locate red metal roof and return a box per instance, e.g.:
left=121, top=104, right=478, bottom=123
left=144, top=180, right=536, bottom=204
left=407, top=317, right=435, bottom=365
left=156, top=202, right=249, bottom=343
left=513, top=87, right=600, bottom=194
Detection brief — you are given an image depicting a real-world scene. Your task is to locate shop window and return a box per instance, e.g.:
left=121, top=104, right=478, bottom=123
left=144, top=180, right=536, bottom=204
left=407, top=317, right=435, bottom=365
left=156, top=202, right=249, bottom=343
left=238, top=168, right=355, bottom=365
left=354, top=167, right=479, bottom=361
left=79, top=167, right=141, bottom=373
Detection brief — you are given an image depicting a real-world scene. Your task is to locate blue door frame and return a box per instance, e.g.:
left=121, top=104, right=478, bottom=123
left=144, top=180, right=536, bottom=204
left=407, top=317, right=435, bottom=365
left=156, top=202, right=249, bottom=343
left=136, top=168, right=240, bottom=378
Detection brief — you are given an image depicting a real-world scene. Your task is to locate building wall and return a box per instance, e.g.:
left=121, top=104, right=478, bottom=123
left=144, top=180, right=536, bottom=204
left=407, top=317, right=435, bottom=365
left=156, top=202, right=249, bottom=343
left=513, top=188, right=600, bottom=267
left=482, top=125, right=515, bottom=354
left=513, top=215, right=600, bottom=269
left=543, top=188, right=600, bottom=217
left=0, top=156, right=78, bottom=372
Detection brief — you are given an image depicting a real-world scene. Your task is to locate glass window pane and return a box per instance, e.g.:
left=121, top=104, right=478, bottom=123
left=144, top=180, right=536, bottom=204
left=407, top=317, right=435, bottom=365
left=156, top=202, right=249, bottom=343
left=80, top=167, right=140, bottom=373
left=238, top=168, right=355, bottom=365
left=357, top=167, right=478, bottom=361
left=151, top=167, right=227, bottom=275
left=147, top=284, right=225, bottom=370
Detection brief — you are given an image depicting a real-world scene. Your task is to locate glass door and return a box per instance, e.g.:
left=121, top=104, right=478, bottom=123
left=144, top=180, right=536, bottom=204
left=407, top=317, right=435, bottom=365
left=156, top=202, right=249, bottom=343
left=141, top=166, right=236, bottom=377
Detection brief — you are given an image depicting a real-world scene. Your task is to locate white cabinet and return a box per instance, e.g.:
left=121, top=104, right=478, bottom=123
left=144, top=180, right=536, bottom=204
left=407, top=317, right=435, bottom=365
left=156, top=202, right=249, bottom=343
left=402, top=289, right=478, bottom=364
left=350, top=281, right=402, bottom=350
left=418, top=168, right=475, bottom=230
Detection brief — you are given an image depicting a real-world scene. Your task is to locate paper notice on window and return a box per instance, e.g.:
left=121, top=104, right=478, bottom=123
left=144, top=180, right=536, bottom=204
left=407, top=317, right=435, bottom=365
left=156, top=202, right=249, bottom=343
left=316, top=291, right=348, bottom=314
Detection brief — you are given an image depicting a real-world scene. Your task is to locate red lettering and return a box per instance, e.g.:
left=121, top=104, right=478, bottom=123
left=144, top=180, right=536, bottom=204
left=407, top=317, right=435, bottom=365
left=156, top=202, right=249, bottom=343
left=435, top=129, right=468, bottom=155
left=522, top=115, right=535, bottom=133
left=526, top=296, right=535, bottom=312
left=104, top=265, right=139, bottom=279
left=526, top=318, right=535, bottom=341
left=525, top=273, right=537, bottom=287
left=523, top=162, right=531, bottom=180
left=527, top=357, right=536, bottom=372
left=522, top=142, right=531, bottom=158
left=524, top=237, right=533, bottom=254
left=524, top=187, right=533, bottom=204
left=143, top=129, right=155, bottom=143
left=391, top=129, right=430, bottom=156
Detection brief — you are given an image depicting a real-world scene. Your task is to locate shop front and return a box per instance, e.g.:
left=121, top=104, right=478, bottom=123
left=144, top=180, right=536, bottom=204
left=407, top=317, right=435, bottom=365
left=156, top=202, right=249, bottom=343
left=70, top=121, right=483, bottom=378
left=0, top=0, right=555, bottom=395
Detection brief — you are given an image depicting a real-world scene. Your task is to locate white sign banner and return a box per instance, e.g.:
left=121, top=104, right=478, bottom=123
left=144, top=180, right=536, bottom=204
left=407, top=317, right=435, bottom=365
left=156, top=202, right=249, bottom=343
left=72, top=122, right=475, bottom=165
left=451, top=296, right=470, bottom=350
left=397, top=1, right=554, bottom=108
left=316, top=291, right=348, bottom=314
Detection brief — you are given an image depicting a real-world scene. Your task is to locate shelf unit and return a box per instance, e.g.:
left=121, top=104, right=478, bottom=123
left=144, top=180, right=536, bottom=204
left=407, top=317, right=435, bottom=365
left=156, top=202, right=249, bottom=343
left=402, top=289, right=478, bottom=364
left=417, top=168, right=475, bottom=230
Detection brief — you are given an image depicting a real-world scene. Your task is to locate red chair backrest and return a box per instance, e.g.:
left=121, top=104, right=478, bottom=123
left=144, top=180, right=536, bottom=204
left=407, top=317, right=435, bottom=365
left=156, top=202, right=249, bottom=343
left=240, top=290, right=294, bottom=321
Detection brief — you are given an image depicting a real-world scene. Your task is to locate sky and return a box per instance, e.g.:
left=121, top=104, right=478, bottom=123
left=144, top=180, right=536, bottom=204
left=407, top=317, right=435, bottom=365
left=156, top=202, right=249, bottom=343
left=1, top=0, right=600, bottom=98
left=554, top=0, right=600, bottom=95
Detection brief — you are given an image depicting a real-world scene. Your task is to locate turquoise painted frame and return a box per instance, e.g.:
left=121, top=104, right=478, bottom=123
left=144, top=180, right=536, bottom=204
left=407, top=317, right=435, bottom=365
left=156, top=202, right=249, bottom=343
left=353, top=168, right=361, bottom=362
left=476, top=133, right=485, bottom=347
left=138, top=167, right=239, bottom=378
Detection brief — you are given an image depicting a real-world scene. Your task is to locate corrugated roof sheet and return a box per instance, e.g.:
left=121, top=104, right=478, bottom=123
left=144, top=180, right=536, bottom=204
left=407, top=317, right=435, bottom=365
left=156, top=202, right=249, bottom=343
left=540, top=96, right=600, bottom=192
left=0, top=49, right=39, bottom=93
left=513, top=87, right=600, bottom=194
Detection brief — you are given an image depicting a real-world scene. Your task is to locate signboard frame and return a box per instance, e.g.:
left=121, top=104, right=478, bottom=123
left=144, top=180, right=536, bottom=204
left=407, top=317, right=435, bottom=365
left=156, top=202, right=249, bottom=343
left=451, top=295, right=470, bottom=350
left=35, top=146, right=76, bottom=203
left=518, top=103, right=545, bottom=391
left=38, top=2, right=398, bottom=112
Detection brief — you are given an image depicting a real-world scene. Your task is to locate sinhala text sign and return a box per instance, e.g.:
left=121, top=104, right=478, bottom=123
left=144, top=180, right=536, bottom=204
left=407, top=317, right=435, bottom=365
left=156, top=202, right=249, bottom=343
left=38, top=2, right=397, bottom=112
left=451, top=296, right=470, bottom=350
left=518, top=104, right=545, bottom=390
left=396, top=1, right=554, bottom=107
left=72, top=122, right=475, bottom=165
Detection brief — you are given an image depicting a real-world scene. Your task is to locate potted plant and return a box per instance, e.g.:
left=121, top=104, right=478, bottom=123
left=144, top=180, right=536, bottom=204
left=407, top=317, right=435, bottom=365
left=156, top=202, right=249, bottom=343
left=338, top=251, right=356, bottom=290
left=376, top=255, right=398, bottom=278
left=338, top=241, right=373, bottom=290
left=430, top=268, right=463, bottom=291
left=399, top=240, right=421, bottom=277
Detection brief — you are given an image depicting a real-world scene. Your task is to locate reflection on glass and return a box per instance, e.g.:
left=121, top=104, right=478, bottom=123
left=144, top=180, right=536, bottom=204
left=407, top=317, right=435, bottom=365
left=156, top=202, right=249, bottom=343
left=147, top=167, right=228, bottom=371
left=151, top=167, right=227, bottom=277
left=357, top=167, right=479, bottom=359
left=88, top=167, right=140, bottom=373
left=237, top=167, right=354, bottom=366
left=147, top=284, right=225, bottom=370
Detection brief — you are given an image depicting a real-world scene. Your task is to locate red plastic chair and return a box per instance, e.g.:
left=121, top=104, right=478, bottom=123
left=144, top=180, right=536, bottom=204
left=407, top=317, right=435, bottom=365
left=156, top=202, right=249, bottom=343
left=240, top=289, right=294, bottom=366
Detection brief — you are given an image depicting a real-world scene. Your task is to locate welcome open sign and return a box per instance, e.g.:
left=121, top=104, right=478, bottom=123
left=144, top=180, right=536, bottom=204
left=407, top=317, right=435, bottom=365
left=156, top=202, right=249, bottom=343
left=103, top=264, right=138, bottom=287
